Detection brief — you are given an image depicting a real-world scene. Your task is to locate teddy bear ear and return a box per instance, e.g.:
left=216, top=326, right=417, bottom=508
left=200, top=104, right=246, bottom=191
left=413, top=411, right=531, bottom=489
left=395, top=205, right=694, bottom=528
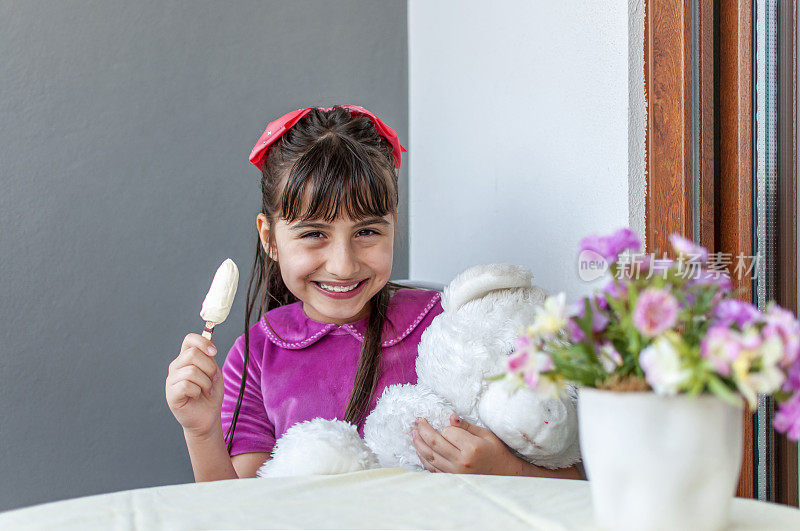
left=442, top=263, right=533, bottom=312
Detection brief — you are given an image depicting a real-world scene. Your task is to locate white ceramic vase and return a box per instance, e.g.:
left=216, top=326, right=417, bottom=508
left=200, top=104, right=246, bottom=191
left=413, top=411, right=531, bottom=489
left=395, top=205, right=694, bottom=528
left=578, top=388, right=743, bottom=531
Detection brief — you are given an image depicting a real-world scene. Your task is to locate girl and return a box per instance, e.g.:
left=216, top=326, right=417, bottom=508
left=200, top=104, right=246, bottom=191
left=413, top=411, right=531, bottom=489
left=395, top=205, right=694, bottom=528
left=165, top=105, right=581, bottom=481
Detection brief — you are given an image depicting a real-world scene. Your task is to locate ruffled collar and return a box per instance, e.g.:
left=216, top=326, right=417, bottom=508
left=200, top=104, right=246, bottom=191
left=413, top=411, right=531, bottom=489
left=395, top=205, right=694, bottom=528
left=260, top=288, right=441, bottom=350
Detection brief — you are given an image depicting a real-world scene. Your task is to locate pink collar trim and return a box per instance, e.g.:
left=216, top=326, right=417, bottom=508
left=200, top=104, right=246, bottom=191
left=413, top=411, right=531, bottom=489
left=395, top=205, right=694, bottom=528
left=260, top=288, right=441, bottom=350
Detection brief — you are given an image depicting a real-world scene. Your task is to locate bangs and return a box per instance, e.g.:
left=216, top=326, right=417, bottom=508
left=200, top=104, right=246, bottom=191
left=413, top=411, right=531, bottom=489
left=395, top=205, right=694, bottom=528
left=278, top=134, right=397, bottom=222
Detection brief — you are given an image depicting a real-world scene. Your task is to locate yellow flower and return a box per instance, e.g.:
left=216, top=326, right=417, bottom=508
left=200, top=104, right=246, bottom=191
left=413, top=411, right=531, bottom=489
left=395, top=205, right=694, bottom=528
left=528, top=293, right=567, bottom=338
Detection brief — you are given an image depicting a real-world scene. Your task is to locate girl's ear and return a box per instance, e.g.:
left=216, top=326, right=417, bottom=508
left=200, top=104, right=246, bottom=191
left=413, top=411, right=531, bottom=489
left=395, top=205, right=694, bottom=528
left=256, top=214, right=278, bottom=261
left=264, top=240, right=277, bottom=261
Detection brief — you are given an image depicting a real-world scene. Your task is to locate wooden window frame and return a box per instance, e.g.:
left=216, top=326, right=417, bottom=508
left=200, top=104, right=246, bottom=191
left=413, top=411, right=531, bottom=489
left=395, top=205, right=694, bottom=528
left=774, top=0, right=798, bottom=506
left=645, top=0, right=798, bottom=504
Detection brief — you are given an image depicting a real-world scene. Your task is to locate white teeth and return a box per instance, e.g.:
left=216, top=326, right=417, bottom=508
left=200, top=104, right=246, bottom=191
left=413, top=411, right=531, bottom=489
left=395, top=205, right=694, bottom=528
left=318, top=281, right=361, bottom=293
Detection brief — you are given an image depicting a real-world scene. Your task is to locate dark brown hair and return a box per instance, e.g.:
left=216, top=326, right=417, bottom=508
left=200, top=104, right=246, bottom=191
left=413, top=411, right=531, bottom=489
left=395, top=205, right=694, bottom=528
left=224, top=106, right=409, bottom=454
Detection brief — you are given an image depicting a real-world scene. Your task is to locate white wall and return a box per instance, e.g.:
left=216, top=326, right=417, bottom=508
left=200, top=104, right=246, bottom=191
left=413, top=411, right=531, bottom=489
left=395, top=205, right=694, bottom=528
left=408, top=0, right=640, bottom=300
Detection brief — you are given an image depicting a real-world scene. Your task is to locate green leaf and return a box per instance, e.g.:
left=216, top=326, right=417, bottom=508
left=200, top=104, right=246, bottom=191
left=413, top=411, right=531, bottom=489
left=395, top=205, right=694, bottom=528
left=774, top=390, right=792, bottom=402
left=574, top=298, right=594, bottom=342
left=707, top=375, right=743, bottom=408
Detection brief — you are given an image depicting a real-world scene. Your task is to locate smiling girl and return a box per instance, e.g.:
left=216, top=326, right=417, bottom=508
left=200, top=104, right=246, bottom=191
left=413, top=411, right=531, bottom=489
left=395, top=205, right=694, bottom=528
left=165, top=105, right=581, bottom=481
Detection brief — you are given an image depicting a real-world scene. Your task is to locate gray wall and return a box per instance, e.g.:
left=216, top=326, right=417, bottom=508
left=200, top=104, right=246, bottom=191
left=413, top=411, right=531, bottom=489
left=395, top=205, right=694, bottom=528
left=0, top=0, right=408, bottom=511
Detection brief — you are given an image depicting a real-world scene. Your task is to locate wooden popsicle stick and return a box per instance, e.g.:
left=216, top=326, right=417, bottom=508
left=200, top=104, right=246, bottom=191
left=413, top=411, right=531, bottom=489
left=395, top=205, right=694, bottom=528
left=201, top=320, right=215, bottom=340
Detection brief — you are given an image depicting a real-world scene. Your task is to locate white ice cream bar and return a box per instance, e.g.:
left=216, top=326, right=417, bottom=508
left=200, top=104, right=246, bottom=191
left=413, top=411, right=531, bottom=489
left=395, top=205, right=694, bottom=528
left=200, top=258, right=239, bottom=325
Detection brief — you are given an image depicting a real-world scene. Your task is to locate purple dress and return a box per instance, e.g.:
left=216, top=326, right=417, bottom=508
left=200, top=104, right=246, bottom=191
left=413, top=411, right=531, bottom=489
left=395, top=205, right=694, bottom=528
left=220, top=288, right=443, bottom=456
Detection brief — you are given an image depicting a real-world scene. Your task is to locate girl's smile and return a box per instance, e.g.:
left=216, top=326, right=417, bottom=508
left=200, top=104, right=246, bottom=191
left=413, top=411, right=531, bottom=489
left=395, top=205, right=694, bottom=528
left=312, top=278, right=369, bottom=298
left=257, top=211, right=397, bottom=326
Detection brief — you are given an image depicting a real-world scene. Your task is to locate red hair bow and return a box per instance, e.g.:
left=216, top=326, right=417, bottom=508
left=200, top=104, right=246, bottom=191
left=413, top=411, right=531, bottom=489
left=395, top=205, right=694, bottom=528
left=249, top=104, right=407, bottom=170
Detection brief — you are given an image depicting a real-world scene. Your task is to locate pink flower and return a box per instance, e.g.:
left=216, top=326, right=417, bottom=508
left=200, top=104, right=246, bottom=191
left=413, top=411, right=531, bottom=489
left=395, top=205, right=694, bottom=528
left=633, top=288, right=679, bottom=338
left=669, top=233, right=709, bottom=262
left=521, top=352, right=555, bottom=390
left=523, top=368, right=539, bottom=388
left=774, top=392, right=800, bottom=442
left=507, top=349, right=529, bottom=373
left=507, top=335, right=537, bottom=374
left=579, top=228, right=642, bottom=264
left=700, top=326, right=740, bottom=377
left=514, top=335, right=532, bottom=352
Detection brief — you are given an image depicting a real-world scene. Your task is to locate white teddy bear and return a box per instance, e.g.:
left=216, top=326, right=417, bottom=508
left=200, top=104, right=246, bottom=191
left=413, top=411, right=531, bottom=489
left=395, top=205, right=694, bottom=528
left=257, top=264, right=581, bottom=478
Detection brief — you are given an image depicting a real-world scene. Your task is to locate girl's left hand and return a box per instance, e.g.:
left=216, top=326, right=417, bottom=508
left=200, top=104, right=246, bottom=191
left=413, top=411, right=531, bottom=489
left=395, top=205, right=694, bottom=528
left=412, top=413, right=521, bottom=475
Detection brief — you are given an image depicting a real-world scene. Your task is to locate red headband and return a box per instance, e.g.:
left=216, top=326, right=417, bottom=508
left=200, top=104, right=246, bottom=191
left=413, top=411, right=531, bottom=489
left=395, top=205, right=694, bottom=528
left=249, top=104, right=407, bottom=170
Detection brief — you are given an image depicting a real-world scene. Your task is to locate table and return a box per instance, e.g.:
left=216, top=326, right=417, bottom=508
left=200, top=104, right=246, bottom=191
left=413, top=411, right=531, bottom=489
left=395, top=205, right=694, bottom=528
left=2, top=468, right=800, bottom=530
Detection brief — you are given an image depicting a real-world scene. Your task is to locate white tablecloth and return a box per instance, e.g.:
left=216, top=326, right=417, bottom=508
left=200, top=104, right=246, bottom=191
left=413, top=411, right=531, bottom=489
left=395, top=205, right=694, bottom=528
left=2, top=468, right=800, bottom=530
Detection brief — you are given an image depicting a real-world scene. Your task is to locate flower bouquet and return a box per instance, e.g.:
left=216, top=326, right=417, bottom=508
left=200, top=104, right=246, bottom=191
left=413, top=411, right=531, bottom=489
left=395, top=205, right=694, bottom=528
left=493, top=228, right=800, bottom=531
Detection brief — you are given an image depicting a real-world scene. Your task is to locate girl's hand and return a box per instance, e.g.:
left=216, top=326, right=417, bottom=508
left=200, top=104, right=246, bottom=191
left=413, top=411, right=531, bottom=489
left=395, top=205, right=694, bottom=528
left=165, top=333, right=225, bottom=438
left=412, top=413, right=523, bottom=475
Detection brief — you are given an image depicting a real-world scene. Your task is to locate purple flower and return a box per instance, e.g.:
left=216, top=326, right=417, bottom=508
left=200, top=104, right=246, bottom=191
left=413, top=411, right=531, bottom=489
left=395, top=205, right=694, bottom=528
left=700, top=326, right=740, bottom=377
left=597, top=279, right=628, bottom=310
left=774, top=392, right=800, bottom=442
left=567, top=297, right=610, bottom=342
left=587, top=300, right=610, bottom=332
left=638, top=255, right=675, bottom=277
left=713, top=299, right=762, bottom=329
left=683, top=292, right=697, bottom=307
left=579, top=228, right=642, bottom=264
left=633, top=288, right=680, bottom=338
left=566, top=300, right=586, bottom=342
left=689, top=269, right=733, bottom=295
left=567, top=319, right=585, bottom=343
left=738, top=326, right=764, bottom=350
left=669, top=233, right=709, bottom=262
left=783, top=363, right=800, bottom=393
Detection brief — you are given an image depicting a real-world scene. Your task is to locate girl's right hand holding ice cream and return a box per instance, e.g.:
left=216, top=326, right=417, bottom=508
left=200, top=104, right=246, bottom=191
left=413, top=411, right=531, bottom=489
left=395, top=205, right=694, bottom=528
left=166, top=333, right=225, bottom=437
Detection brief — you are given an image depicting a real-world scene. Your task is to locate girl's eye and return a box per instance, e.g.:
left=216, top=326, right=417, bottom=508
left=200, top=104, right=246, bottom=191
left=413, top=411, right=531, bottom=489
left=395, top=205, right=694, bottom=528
left=300, top=229, right=379, bottom=239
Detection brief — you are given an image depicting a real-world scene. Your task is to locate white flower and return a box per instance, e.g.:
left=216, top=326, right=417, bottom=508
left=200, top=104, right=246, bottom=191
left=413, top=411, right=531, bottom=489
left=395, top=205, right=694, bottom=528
left=733, top=334, right=787, bottom=408
left=528, top=292, right=567, bottom=339
left=530, top=374, right=562, bottom=399
left=759, top=333, right=785, bottom=369
left=598, top=342, right=623, bottom=373
left=639, top=334, right=691, bottom=395
left=749, top=366, right=785, bottom=396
